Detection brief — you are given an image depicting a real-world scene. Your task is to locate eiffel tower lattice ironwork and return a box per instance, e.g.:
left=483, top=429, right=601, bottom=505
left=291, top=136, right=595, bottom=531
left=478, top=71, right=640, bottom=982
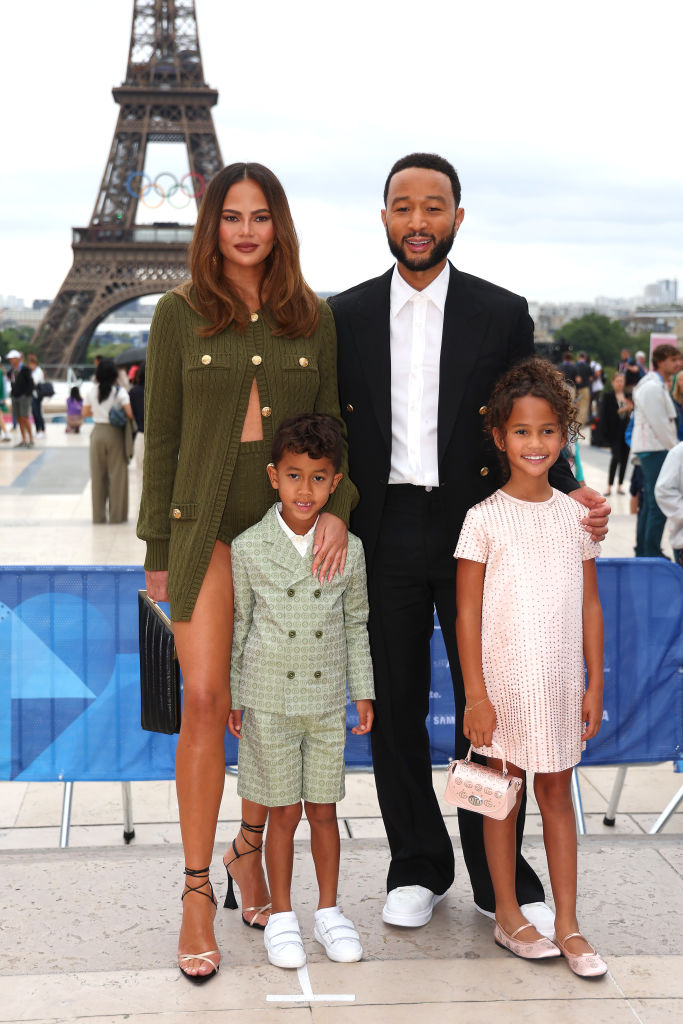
left=34, top=0, right=223, bottom=369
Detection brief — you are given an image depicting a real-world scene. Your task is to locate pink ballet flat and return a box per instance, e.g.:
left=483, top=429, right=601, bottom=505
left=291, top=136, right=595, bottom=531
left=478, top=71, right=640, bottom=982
left=553, top=932, right=607, bottom=977
left=494, top=920, right=561, bottom=960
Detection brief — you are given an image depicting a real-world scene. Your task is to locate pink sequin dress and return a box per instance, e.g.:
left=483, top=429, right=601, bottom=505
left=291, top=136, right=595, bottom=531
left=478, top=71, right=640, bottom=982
left=455, top=488, right=600, bottom=773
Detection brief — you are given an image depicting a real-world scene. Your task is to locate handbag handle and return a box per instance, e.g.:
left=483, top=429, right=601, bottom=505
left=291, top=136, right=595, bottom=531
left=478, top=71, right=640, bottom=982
left=139, top=589, right=172, bottom=629
left=466, top=740, right=508, bottom=777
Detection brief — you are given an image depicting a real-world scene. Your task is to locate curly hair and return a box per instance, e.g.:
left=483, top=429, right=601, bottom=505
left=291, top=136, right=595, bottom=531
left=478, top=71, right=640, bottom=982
left=485, top=357, right=581, bottom=476
left=271, top=413, right=343, bottom=471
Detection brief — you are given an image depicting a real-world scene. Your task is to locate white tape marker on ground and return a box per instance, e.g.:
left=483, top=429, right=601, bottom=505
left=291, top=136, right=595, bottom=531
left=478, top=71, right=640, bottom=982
left=266, top=963, right=355, bottom=1002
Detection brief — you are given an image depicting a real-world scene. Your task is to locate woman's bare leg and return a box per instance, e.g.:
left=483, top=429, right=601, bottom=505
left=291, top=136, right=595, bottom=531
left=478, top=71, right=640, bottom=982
left=173, top=540, right=233, bottom=977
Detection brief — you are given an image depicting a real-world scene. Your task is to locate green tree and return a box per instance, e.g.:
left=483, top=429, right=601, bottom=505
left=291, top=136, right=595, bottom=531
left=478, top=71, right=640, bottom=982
left=0, top=325, right=35, bottom=361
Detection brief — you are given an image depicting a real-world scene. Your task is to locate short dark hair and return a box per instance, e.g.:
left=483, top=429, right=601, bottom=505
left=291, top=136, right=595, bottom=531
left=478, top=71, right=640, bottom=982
left=272, top=413, right=343, bottom=471
left=485, top=357, right=580, bottom=477
left=383, top=152, right=461, bottom=207
left=652, top=343, right=680, bottom=369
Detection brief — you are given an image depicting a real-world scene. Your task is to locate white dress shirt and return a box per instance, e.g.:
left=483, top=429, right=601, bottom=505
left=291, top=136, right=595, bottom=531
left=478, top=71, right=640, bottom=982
left=275, top=503, right=317, bottom=557
left=388, top=262, right=449, bottom=486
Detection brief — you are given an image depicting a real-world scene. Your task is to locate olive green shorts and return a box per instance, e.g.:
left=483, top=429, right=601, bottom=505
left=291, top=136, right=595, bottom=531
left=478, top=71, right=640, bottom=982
left=216, top=440, right=275, bottom=546
left=236, top=706, right=347, bottom=807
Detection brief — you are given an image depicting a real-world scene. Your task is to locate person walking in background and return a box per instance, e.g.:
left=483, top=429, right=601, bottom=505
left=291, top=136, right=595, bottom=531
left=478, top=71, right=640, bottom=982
left=670, top=367, right=683, bottom=442
left=0, top=366, right=11, bottom=442
left=128, top=364, right=145, bottom=482
left=632, top=344, right=680, bottom=556
left=229, top=414, right=374, bottom=970
left=654, top=440, right=683, bottom=566
left=635, top=351, right=648, bottom=377
left=456, top=358, right=607, bottom=977
left=590, top=360, right=604, bottom=419
left=574, top=351, right=593, bottom=428
left=82, top=359, right=134, bottom=523
left=600, top=372, right=632, bottom=496
left=6, top=349, right=34, bottom=448
left=558, top=350, right=578, bottom=388
left=65, top=386, right=84, bottom=433
left=329, top=152, right=609, bottom=935
left=137, top=163, right=356, bottom=982
left=27, top=352, right=46, bottom=439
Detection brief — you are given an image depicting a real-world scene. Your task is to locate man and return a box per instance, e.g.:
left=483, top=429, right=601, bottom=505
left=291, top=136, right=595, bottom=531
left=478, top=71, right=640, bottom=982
left=6, top=349, right=34, bottom=448
left=558, top=350, right=578, bottom=387
left=632, top=343, right=680, bottom=557
left=329, top=153, right=609, bottom=934
left=574, top=351, right=593, bottom=428
left=654, top=440, right=683, bottom=567
left=27, top=352, right=46, bottom=439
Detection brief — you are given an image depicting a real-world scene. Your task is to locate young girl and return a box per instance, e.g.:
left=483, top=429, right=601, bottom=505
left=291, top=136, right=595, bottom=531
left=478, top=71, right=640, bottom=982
left=65, top=386, right=84, bottom=433
left=455, top=357, right=607, bottom=978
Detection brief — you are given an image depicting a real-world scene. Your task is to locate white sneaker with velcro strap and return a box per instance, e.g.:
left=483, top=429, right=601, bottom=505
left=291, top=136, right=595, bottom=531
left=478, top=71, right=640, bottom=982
left=313, top=906, right=363, bottom=962
left=264, top=910, right=306, bottom=969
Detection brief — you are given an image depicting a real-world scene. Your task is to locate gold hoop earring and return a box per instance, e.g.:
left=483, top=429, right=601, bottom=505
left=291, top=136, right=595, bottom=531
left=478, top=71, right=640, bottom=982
left=211, top=253, right=218, bottom=267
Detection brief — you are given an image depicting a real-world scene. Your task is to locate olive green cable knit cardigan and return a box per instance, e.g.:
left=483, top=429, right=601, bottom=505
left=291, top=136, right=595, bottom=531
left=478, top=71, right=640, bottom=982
left=137, top=291, right=358, bottom=621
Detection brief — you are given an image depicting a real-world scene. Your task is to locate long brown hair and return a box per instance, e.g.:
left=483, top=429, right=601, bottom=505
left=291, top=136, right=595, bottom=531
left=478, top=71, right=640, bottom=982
left=179, top=162, right=320, bottom=338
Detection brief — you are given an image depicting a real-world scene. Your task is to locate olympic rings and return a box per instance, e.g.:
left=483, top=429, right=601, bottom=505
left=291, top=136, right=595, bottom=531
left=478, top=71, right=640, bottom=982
left=125, top=171, right=206, bottom=209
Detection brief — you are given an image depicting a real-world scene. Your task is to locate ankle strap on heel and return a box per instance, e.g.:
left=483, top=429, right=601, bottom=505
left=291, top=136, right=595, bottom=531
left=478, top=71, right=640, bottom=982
left=182, top=865, right=216, bottom=906
left=238, top=819, right=265, bottom=853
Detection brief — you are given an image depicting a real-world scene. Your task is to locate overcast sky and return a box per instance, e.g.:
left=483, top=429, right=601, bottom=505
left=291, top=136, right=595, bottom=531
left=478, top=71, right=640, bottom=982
left=2, top=0, right=682, bottom=308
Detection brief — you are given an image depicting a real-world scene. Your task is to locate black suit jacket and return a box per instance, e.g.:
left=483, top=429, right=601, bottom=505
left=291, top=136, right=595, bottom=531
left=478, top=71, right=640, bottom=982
left=329, top=262, right=577, bottom=568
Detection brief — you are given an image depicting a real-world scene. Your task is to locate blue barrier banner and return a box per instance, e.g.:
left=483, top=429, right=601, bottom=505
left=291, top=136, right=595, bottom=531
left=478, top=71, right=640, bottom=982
left=0, top=567, right=177, bottom=781
left=1, top=560, right=681, bottom=781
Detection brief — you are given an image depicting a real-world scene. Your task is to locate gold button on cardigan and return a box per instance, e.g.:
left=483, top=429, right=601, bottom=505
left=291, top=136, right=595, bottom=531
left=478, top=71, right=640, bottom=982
left=137, top=291, right=358, bottom=621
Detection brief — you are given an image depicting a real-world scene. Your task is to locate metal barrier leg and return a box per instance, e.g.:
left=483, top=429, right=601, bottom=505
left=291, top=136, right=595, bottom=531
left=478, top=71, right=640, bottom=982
left=59, top=782, right=74, bottom=848
left=571, top=768, right=586, bottom=835
left=121, top=781, right=135, bottom=844
left=648, top=782, right=683, bottom=834
left=603, top=765, right=628, bottom=826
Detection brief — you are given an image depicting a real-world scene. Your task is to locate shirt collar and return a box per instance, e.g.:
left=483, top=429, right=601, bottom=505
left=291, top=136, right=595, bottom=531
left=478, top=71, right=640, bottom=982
left=390, top=261, right=450, bottom=318
left=275, top=503, right=317, bottom=551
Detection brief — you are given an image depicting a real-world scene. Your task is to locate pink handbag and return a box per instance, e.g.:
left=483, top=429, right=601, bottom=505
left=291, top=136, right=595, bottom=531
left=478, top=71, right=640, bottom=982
left=444, top=742, right=522, bottom=820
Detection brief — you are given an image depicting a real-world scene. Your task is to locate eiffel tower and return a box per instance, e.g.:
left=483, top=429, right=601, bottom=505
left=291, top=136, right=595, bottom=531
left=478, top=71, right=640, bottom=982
left=34, top=0, right=223, bottom=369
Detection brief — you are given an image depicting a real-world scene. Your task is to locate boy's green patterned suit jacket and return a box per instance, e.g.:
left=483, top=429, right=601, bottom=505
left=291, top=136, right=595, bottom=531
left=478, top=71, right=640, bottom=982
left=230, top=505, right=375, bottom=715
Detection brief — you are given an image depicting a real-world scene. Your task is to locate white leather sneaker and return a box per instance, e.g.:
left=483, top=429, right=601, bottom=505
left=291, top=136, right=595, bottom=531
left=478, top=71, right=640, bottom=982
left=382, top=885, right=446, bottom=927
left=314, top=907, right=363, bottom=962
left=474, top=900, right=555, bottom=939
left=519, top=902, right=555, bottom=939
left=264, top=911, right=306, bottom=969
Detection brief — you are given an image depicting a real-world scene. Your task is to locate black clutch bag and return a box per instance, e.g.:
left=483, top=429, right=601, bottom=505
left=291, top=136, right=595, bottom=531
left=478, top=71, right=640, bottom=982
left=138, top=590, right=181, bottom=734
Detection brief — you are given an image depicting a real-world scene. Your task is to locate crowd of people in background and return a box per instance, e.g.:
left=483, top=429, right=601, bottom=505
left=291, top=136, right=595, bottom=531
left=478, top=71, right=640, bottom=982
left=2, top=332, right=682, bottom=557
left=556, top=342, right=683, bottom=564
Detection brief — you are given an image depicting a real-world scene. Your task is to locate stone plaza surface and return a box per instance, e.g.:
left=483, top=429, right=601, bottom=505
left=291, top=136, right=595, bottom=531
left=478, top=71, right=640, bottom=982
left=1, top=423, right=682, bottom=1023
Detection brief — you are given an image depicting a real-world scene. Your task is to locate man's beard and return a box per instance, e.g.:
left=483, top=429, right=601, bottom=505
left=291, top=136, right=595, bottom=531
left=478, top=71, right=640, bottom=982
left=386, top=225, right=456, bottom=272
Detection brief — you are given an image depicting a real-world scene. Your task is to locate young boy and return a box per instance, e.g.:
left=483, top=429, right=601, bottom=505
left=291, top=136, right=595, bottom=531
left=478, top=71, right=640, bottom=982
left=228, top=413, right=375, bottom=970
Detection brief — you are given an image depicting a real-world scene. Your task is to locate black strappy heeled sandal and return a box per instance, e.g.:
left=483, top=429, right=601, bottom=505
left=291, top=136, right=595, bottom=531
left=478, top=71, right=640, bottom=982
left=223, top=820, right=272, bottom=930
left=178, top=866, right=219, bottom=983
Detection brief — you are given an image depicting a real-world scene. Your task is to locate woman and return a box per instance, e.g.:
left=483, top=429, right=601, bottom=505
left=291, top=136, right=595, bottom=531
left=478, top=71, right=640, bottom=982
left=82, top=359, right=134, bottom=522
left=137, top=163, right=357, bottom=982
left=599, top=371, right=632, bottom=495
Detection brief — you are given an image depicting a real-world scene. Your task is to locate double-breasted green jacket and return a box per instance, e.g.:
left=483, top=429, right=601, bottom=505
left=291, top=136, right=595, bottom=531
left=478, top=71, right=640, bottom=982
left=230, top=506, right=375, bottom=715
left=136, top=290, right=358, bottom=621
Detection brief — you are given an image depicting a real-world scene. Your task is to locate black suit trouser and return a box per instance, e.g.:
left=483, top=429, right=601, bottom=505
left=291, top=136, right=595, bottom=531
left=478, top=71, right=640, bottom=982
left=367, top=484, right=544, bottom=909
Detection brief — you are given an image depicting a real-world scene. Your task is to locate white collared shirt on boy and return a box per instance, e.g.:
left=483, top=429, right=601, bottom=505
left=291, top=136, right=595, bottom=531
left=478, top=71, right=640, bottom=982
left=275, top=503, right=318, bottom=557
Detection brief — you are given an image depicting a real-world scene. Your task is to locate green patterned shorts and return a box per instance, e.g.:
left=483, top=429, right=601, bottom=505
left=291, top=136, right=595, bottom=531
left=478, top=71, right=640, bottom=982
left=236, top=706, right=347, bottom=806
